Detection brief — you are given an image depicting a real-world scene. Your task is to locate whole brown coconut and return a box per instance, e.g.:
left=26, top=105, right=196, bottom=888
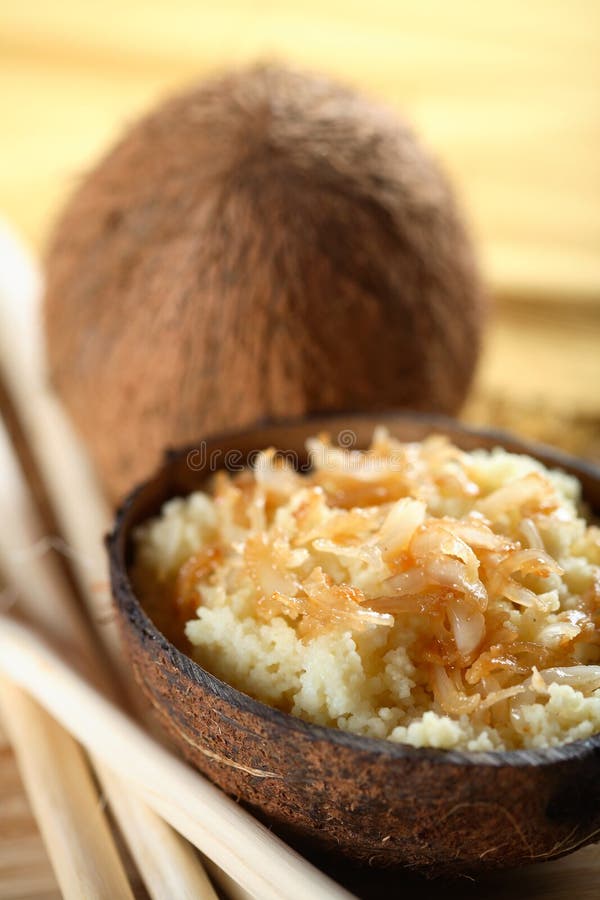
left=45, top=64, right=484, bottom=501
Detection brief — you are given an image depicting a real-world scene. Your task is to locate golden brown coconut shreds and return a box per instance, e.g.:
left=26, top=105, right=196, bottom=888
left=45, top=63, right=485, bottom=501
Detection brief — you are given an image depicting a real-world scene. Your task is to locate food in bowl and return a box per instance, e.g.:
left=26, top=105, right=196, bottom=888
left=131, top=427, right=600, bottom=752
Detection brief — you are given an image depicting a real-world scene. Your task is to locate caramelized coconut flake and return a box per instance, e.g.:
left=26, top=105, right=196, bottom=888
left=133, top=427, right=600, bottom=750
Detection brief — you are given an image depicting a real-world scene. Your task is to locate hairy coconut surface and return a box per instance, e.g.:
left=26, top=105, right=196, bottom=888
left=45, top=64, right=484, bottom=501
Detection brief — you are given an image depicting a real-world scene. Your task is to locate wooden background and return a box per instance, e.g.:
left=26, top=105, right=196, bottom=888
left=2, top=0, right=600, bottom=426
left=1, top=1, right=599, bottom=896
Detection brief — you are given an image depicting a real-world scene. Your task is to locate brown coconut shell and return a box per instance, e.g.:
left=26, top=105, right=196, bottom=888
left=46, top=64, right=484, bottom=503
left=108, top=413, right=600, bottom=877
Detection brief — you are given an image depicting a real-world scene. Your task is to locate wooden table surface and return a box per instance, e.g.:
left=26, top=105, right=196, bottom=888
left=1, top=2, right=600, bottom=896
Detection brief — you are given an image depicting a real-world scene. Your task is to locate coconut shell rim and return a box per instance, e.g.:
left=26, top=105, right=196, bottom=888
left=107, top=409, right=600, bottom=770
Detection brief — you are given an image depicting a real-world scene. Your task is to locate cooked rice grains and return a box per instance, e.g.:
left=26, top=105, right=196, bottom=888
left=132, top=429, right=600, bottom=751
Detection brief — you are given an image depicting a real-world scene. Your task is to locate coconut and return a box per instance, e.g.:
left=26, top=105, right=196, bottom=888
left=44, top=63, right=485, bottom=501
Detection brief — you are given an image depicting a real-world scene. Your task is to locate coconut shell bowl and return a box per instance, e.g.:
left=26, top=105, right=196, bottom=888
left=108, top=412, right=600, bottom=877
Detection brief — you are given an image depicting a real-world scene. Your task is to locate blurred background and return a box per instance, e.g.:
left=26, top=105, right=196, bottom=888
left=2, top=1, right=600, bottom=459
left=1, top=3, right=599, bottom=895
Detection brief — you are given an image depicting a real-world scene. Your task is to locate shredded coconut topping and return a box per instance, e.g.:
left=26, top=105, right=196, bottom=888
left=132, top=429, right=600, bottom=751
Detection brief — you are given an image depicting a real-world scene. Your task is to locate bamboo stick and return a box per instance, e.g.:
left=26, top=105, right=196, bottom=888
left=202, top=859, right=257, bottom=900
left=0, top=419, right=141, bottom=900
left=0, top=231, right=231, bottom=898
left=0, top=615, right=352, bottom=900
left=0, top=415, right=219, bottom=900
left=0, top=249, right=129, bottom=688
left=0, top=678, right=134, bottom=900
